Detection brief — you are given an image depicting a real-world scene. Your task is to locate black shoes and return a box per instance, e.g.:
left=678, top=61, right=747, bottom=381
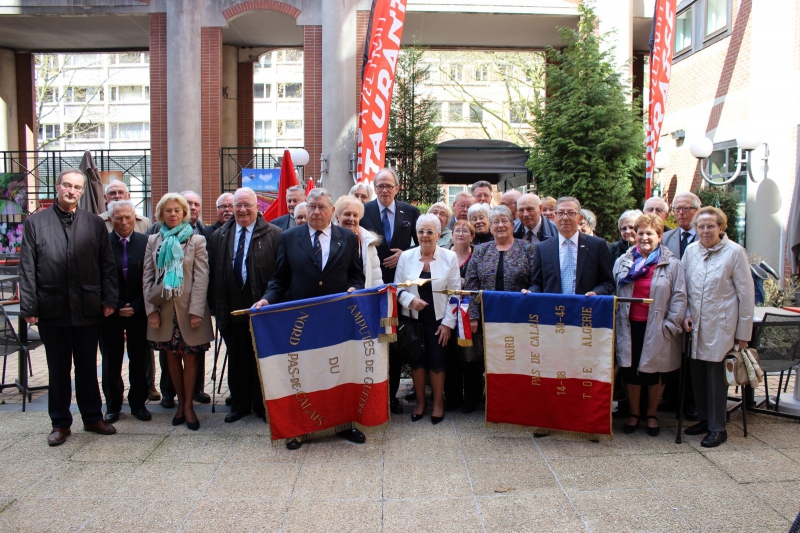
left=623, top=415, right=640, bottom=434
left=160, top=396, right=176, bottom=409
left=701, top=431, right=727, bottom=448
left=131, top=408, right=152, bottom=421
left=172, top=415, right=186, bottom=426
left=224, top=410, right=250, bottom=423
left=431, top=414, right=444, bottom=425
left=194, top=391, right=211, bottom=404
left=286, top=438, right=302, bottom=450
left=187, top=419, right=200, bottom=431
left=390, top=398, right=404, bottom=415
left=225, top=396, right=233, bottom=406
left=411, top=413, right=424, bottom=422
left=684, top=421, right=709, bottom=435
left=104, top=411, right=120, bottom=423
left=646, top=416, right=660, bottom=437
left=684, top=406, right=699, bottom=422
left=337, top=428, right=366, bottom=443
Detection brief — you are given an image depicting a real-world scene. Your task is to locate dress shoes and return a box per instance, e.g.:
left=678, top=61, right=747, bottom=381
left=684, top=420, right=709, bottom=435
left=405, top=389, right=416, bottom=401
left=160, top=396, right=176, bottom=409
left=47, top=428, right=71, bottom=447
left=193, top=391, right=211, bottom=404
left=172, top=415, right=186, bottom=426
left=147, top=386, right=161, bottom=402
left=701, top=431, right=727, bottom=448
left=187, top=419, right=200, bottom=431
left=286, top=438, right=302, bottom=450
left=337, top=428, right=366, bottom=443
left=224, top=410, right=249, bottom=423
left=431, top=414, right=445, bottom=425
left=104, top=411, right=120, bottom=424
left=225, top=396, right=233, bottom=406
left=390, top=398, right=404, bottom=415
left=84, top=420, right=117, bottom=435
left=131, top=407, right=152, bottom=421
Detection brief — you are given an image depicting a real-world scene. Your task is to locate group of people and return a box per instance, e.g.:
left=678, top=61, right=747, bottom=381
left=18, top=168, right=753, bottom=450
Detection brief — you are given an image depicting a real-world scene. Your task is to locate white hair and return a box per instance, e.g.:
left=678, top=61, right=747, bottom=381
left=672, top=191, right=701, bottom=209
left=467, top=203, right=490, bottom=219
left=416, top=213, right=442, bottom=234
left=307, top=187, right=333, bottom=206
left=104, top=180, right=129, bottom=195
left=107, top=199, right=136, bottom=217
left=294, top=202, right=307, bottom=217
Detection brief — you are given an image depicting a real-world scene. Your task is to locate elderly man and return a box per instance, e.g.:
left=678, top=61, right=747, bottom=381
left=270, top=185, right=306, bottom=230
left=513, top=193, right=558, bottom=243
left=663, top=191, right=701, bottom=259
left=447, top=191, right=475, bottom=229
left=208, top=192, right=235, bottom=233
left=471, top=180, right=493, bottom=205
left=20, top=169, right=118, bottom=446
left=294, top=202, right=307, bottom=225
left=208, top=187, right=281, bottom=423
left=100, top=200, right=151, bottom=423
left=99, top=180, right=152, bottom=233
left=255, top=188, right=365, bottom=449
left=499, top=190, right=522, bottom=232
left=527, top=196, right=614, bottom=296
left=360, top=168, right=420, bottom=414
left=643, top=196, right=670, bottom=221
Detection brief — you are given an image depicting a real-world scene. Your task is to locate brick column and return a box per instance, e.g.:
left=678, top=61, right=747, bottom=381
left=236, top=61, right=254, bottom=184
left=149, top=13, right=168, bottom=206
left=303, top=25, right=322, bottom=182
left=14, top=53, right=35, bottom=153
left=201, top=27, right=222, bottom=222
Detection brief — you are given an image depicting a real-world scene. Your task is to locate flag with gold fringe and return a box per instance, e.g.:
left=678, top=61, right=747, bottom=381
left=449, top=295, right=473, bottom=347
left=482, top=291, right=615, bottom=439
left=250, top=286, right=393, bottom=442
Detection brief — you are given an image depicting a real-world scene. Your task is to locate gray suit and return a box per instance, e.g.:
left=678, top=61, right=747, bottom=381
left=663, top=227, right=695, bottom=260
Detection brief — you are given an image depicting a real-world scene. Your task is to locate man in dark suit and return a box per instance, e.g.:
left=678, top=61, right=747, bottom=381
left=662, top=191, right=700, bottom=259
left=100, top=200, right=151, bottom=423
left=255, top=187, right=365, bottom=449
left=208, top=187, right=281, bottom=423
left=527, top=197, right=614, bottom=296
left=270, top=185, right=306, bottom=230
left=359, top=168, right=420, bottom=414
left=513, top=193, right=558, bottom=243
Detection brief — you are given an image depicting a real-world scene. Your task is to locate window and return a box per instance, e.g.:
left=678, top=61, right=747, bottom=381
left=254, top=83, right=271, bottom=99
left=449, top=63, right=463, bottom=81
left=448, top=102, right=463, bottom=123
left=277, top=49, right=303, bottom=62
left=65, top=86, right=103, bottom=103
left=474, top=63, right=489, bottom=82
left=38, top=124, right=60, bottom=141
left=73, top=124, right=104, bottom=140
left=704, top=140, right=746, bottom=246
left=254, top=120, right=272, bottom=143
left=447, top=185, right=468, bottom=206
left=111, top=122, right=149, bottom=140
left=469, top=104, right=483, bottom=123
left=278, top=83, right=302, bottom=98
left=277, top=120, right=302, bottom=136
left=675, top=8, right=693, bottom=55
left=66, top=54, right=104, bottom=67
left=705, top=0, right=727, bottom=37
left=674, top=0, right=732, bottom=61
left=110, top=85, right=148, bottom=102
left=256, top=54, right=272, bottom=69
left=430, top=102, right=442, bottom=123
left=41, top=87, right=57, bottom=103
left=509, top=102, right=527, bottom=124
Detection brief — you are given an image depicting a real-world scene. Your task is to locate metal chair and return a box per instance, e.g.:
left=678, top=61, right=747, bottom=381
left=0, top=303, right=43, bottom=411
left=753, top=313, right=800, bottom=413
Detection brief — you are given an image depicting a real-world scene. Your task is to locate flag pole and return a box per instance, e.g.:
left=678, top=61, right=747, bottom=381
left=432, top=289, right=652, bottom=304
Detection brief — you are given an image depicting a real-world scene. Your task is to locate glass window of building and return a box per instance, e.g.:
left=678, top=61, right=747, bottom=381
left=278, top=83, right=302, bottom=98
left=448, top=102, right=463, bottom=123
left=254, top=120, right=273, bottom=143
left=469, top=104, right=483, bottom=123
left=254, top=82, right=271, bottom=99
left=449, top=63, right=463, bottom=81
left=675, top=7, right=693, bottom=55
left=111, top=122, right=149, bottom=140
left=705, top=0, right=727, bottom=37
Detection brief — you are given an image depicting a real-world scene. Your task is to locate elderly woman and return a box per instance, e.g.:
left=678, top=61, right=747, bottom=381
left=349, top=182, right=373, bottom=204
left=463, top=205, right=535, bottom=412
left=682, top=206, right=754, bottom=447
left=428, top=202, right=453, bottom=248
left=143, top=193, right=213, bottom=430
left=579, top=209, right=597, bottom=236
left=609, top=209, right=643, bottom=263
left=614, top=214, right=686, bottom=436
left=468, top=203, right=493, bottom=245
left=394, top=214, right=461, bottom=424
left=294, top=202, right=307, bottom=225
left=541, top=196, right=557, bottom=221
left=334, top=195, right=382, bottom=288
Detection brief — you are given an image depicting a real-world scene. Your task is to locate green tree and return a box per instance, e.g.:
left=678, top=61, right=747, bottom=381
left=692, top=185, right=740, bottom=244
left=528, top=4, right=645, bottom=240
left=387, top=45, right=443, bottom=205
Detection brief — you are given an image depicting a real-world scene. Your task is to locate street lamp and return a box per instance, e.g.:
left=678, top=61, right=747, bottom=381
left=690, top=134, right=768, bottom=186
left=290, top=148, right=310, bottom=185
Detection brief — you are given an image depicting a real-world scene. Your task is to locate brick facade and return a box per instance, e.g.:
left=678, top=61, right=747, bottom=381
left=222, top=0, right=300, bottom=21
left=149, top=13, right=168, bottom=207
left=236, top=61, right=254, bottom=178
left=15, top=53, right=35, bottom=153
left=303, top=25, right=322, bottom=181
left=201, top=27, right=222, bottom=222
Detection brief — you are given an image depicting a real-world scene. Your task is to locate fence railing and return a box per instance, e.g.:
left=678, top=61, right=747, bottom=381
left=220, top=146, right=304, bottom=194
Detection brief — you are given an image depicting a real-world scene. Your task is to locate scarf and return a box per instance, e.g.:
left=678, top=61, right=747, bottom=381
left=157, top=221, right=193, bottom=299
left=618, top=245, right=660, bottom=287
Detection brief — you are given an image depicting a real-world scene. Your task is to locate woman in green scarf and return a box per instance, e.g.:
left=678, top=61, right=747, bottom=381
left=143, top=193, right=214, bottom=430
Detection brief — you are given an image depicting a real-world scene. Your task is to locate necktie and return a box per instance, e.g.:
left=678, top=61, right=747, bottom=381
left=525, top=230, right=533, bottom=242
left=680, top=231, right=692, bottom=258
left=313, top=230, right=323, bottom=271
left=234, top=227, right=247, bottom=288
left=381, top=208, right=392, bottom=244
left=121, top=238, right=128, bottom=280
left=561, top=240, right=575, bottom=295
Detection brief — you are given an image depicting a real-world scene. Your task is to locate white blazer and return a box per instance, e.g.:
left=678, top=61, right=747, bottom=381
left=359, top=226, right=384, bottom=288
left=394, top=246, right=461, bottom=329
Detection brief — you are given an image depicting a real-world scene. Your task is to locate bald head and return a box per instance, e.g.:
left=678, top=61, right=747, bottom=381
left=643, top=196, right=669, bottom=221
left=233, top=187, right=258, bottom=228
left=517, top=193, right=542, bottom=230
left=500, top=190, right=522, bottom=220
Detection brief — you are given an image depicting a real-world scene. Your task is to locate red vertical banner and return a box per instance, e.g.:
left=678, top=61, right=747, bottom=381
left=645, top=0, right=676, bottom=199
left=356, top=0, right=408, bottom=185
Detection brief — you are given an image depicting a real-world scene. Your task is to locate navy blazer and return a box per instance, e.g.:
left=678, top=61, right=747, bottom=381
left=528, top=232, right=614, bottom=295
left=109, top=231, right=148, bottom=317
left=360, top=199, right=420, bottom=283
left=262, top=224, right=365, bottom=304
left=513, top=216, right=558, bottom=242
left=270, top=214, right=295, bottom=231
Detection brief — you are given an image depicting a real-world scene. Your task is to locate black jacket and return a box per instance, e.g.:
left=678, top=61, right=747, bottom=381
left=262, top=224, right=365, bottom=304
left=109, top=231, right=147, bottom=318
left=359, top=199, right=420, bottom=283
left=207, top=215, right=281, bottom=330
left=270, top=214, right=295, bottom=231
left=19, top=205, right=118, bottom=326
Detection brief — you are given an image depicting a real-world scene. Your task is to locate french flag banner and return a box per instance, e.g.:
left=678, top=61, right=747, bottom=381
left=250, top=287, right=391, bottom=442
left=482, top=291, right=615, bottom=438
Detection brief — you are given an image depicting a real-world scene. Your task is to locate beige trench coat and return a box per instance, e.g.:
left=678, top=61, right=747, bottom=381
left=614, top=245, right=687, bottom=373
left=682, top=235, right=754, bottom=363
left=143, top=233, right=214, bottom=348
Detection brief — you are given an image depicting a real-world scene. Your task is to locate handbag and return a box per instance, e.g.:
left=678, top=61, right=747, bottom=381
left=394, top=314, right=425, bottom=365
left=459, top=331, right=483, bottom=364
left=723, top=347, right=764, bottom=388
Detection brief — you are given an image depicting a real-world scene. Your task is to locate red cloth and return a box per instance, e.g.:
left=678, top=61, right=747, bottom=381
left=305, top=177, right=315, bottom=196
left=262, top=149, right=298, bottom=221
left=629, top=268, right=653, bottom=322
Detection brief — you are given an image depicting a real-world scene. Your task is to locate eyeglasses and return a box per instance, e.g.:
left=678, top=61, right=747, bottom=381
left=491, top=219, right=511, bottom=226
left=217, top=204, right=234, bottom=210
left=59, top=183, right=84, bottom=192
left=417, top=230, right=436, bottom=236
left=375, top=184, right=395, bottom=191
left=645, top=207, right=667, bottom=214
left=673, top=206, right=697, bottom=213
left=555, top=211, right=579, bottom=219
left=307, top=203, right=330, bottom=212
left=453, top=229, right=472, bottom=235
left=234, top=203, right=255, bottom=210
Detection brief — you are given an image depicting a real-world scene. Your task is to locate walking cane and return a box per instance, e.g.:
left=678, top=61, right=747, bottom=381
left=211, top=320, right=220, bottom=413
left=676, top=332, right=692, bottom=444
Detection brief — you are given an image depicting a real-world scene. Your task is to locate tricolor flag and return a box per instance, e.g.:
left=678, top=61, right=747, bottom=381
left=449, top=295, right=473, bottom=347
left=250, top=287, right=391, bottom=442
left=483, top=292, right=615, bottom=438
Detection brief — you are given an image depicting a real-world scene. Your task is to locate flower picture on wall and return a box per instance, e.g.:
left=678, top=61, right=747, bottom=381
left=0, top=173, right=27, bottom=216
left=0, top=223, right=23, bottom=255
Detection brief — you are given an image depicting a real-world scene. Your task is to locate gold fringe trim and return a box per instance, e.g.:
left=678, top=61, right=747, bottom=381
left=381, top=316, right=398, bottom=327
left=457, top=338, right=473, bottom=347
left=484, top=422, right=613, bottom=442
left=378, top=333, right=397, bottom=343
left=484, top=421, right=529, bottom=432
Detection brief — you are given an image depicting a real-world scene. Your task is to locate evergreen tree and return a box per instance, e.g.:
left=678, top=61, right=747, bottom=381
left=387, top=45, right=443, bottom=205
left=529, top=4, right=645, bottom=240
